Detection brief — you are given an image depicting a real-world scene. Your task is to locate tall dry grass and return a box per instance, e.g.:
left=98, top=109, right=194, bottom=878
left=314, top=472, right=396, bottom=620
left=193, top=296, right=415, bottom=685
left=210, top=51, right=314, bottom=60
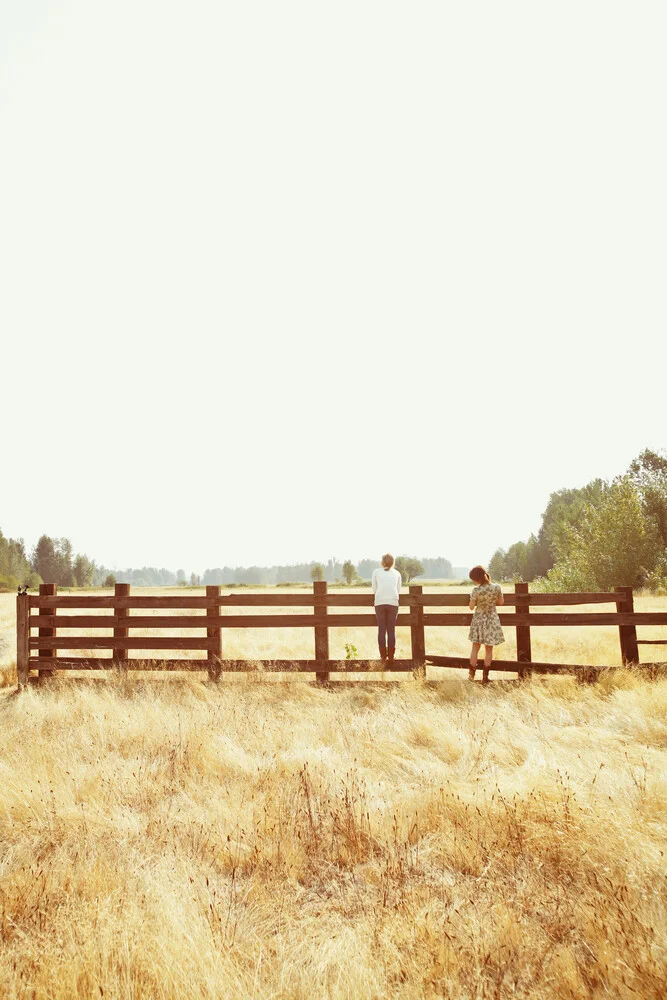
left=0, top=670, right=666, bottom=998
left=0, top=590, right=666, bottom=998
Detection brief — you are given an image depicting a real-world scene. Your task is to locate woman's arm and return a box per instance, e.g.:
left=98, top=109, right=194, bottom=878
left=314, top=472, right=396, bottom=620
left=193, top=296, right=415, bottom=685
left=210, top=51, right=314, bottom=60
left=372, top=570, right=378, bottom=595
left=469, top=589, right=477, bottom=611
left=496, top=586, right=504, bottom=606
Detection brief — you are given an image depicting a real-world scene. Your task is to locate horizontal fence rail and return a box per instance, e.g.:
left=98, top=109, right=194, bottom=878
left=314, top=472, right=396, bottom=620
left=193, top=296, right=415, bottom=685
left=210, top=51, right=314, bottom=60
left=14, top=582, right=666, bottom=687
left=26, top=591, right=635, bottom=608
left=25, top=613, right=667, bottom=631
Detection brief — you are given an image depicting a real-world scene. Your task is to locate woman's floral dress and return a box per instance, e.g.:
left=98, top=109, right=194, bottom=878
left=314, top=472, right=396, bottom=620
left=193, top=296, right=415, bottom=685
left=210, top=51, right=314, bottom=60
left=468, top=583, right=505, bottom=646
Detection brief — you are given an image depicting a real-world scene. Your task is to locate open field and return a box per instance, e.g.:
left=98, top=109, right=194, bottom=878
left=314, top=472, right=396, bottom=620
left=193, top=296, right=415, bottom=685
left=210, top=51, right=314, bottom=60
left=0, top=590, right=666, bottom=998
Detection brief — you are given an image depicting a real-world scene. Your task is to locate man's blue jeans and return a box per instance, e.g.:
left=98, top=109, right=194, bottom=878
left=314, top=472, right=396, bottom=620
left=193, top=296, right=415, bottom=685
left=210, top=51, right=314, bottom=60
left=375, top=604, right=398, bottom=649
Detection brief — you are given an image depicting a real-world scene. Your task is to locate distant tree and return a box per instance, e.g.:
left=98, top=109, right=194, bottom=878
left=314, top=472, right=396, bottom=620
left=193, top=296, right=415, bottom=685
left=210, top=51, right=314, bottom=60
left=504, top=541, right=529, bottom=581
left=420, top=556, right=454, bottom=580
left=524, top=533, right=552, bottom=581
left=241, top=566, right=263, bottom=585
left=356, top=559, right=377, bottom=579
left=310, top=563, right=325, bottom=582
left=326, top=558, right=343, bottom=582
left=32, top=535, right=76, bottom=585
left=32, top=535, right=58, bottom=583
left=342, top=560, right=356, bottom=585
left=104, top=573, right=117, bottom=587
left=73, top=554, right=94, bottom=588
left=0, top=531, right=31, bottom=580
left=394, top=556, right=424, bottom=585
left=541, top=481, right=606, bottom=562
left=190, top=572, right=200, bottom=587
left=176, top=569, right=186, bottom=584
left=54, top=538, right=75, bottom=586
left=628, top=448, right=667, bottom=547
left=488, top=549, right=507, bottom=581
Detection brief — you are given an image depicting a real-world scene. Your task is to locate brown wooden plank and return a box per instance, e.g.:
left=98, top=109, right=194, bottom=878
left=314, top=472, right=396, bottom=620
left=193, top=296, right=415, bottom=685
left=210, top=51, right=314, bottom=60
left=29, top=595, right=212, bottom=609
left=615, top=586, right=639, bottom=665
left=513, top=592, right=620, bottom=606
left=27, top=611, right=667, bottom=631
left=313, top=581, right=330, bottom=684
left=29, top=637, right=213, bottom=650
left=217, top=593, right=369, bottom=606
left=17, top=592, right=30, bottom=687
left=30, top=612, right=411, bottom=629
left=407, top=592, right=623, bottom=607
left=636, top=639, right=667, bottom=645
left=409, top=585, right=426, bottom=675
left=30, top=615, right=202, bottom=628
left=424, top=613, right=667, bottom=627
left=28, top=658, right=208, bottom=670
left=515, top=582, right=532, bottom=680
left=219, top=613, right=413, bottom=627
left=207, top=585, right=222, bottom=681
left=215, top=659, right=415, bottom=672
left=39, top=583, right=57, bottom=681
left=216, top=591, right=623, bottom=607
left=113, top=583, right=130, bottom=663
left=27, top=590, right=625, bottom=610
left=425, top=654, right=600, bottom=674
left=27, top=657, right=415, bottom=672
left=31, top=615, right=118, bottom=628
left=27, top=612, right=394, bottom=629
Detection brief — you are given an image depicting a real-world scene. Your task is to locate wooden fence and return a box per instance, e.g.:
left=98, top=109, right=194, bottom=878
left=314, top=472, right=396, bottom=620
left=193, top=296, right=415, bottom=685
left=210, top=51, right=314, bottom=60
left=15, top=581, right=667, bottom=687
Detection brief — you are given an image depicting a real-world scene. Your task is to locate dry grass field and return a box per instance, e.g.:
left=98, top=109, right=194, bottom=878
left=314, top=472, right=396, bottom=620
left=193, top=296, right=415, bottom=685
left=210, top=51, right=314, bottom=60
left=0, top=588, right=666, bottom=999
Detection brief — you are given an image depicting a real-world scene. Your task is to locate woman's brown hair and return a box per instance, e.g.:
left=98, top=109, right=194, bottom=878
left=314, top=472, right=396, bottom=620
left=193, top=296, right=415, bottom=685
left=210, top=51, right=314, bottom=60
left=381, top=553, right=394, bottom=570
left=469, top=565, right=490, bottom=586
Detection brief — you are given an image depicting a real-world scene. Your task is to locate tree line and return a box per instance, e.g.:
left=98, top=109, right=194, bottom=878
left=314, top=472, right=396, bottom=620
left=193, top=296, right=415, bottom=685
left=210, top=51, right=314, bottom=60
left=0, top=533, right=102, bottom=591
left=489, top=448, right=667, bottom=591
left=200, top=556, right=453, bottom=586
left=0, top=538, right=455, bottom=591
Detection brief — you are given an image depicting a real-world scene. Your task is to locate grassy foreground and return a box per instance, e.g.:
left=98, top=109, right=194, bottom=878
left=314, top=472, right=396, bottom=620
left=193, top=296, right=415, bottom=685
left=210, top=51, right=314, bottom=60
left=0, top=670, right=666, bottom=999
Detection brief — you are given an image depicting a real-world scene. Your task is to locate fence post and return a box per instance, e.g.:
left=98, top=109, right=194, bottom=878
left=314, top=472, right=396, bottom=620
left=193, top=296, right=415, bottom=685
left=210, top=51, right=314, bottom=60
left=16, top=591, right=30, bottom=688
left=113, top=583, right=130, bottom=667
left=207, top=585, right=222, bottom=681
left=313, top=580, right=329, bottom=684
left=409, top=584, right=426, bottom=678
left=39, top=583, right=57, bottom=682
left=615, top=586, right=639, bottom=665
left=515, top=582, right=532, bottom=680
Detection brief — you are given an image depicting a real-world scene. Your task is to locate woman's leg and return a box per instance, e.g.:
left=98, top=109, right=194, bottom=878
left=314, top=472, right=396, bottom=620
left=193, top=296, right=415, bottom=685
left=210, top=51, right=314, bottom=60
left=482, top=644, right=493, bottom=684
left=376, top=606, right=388, bottom=658
left=386, top=605, right=398, bottom=660
left=469, top=642, right=481, bottom=680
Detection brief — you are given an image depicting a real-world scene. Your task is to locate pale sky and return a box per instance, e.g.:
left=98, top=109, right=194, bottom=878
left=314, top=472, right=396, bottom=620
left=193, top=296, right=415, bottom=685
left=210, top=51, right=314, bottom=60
left=1, top=2, right=665, bottom=573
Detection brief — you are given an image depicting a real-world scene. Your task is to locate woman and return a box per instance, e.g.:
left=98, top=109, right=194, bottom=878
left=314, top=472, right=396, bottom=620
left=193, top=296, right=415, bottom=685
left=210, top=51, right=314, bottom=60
left=372, top=553, right=402, bottom=662
left=468, top=564, right=505, bottom=683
